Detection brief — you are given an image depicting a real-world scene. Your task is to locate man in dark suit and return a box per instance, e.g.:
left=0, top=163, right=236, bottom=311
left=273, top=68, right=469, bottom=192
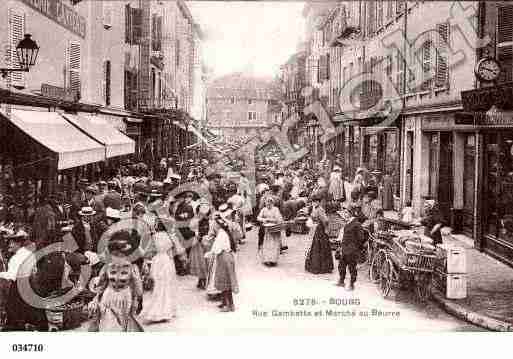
left=337, top=206, right=365, bottom=290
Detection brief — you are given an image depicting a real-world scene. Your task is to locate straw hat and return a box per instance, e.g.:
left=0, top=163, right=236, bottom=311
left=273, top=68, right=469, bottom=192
left=78, top=207, right=96, bottom=216
left=105, top=207, right=121, bottom=220
left=4, top=229, right=29, bottom=242
left=85, top=185, right=99, bottom=195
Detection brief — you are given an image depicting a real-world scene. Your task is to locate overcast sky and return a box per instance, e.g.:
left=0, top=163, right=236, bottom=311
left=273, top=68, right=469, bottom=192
left=188, top=1, right=306, bottom=79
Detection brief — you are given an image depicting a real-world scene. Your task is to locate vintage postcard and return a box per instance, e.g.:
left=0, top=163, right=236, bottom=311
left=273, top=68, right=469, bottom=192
left=0, top=1, right=511, bottom=348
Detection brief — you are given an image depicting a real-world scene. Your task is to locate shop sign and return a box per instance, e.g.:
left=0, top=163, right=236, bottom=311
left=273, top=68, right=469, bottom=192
left=461, top=82, right=513, bottom=112
left=41, top=83, right=77, bottom=102
left=20, top=0, right=86, bottom=38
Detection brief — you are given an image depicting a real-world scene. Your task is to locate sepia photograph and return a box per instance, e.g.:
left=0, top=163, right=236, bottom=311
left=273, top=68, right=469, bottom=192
left=0, top=0, right=512, bottom=349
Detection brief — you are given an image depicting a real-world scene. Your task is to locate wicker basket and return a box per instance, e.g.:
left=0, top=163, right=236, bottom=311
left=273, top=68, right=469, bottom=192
left=391, top=238, right=437, bottom=272
left=264, top=223, right=282, bottom=234
left=45, top=299, right=87, bottom=330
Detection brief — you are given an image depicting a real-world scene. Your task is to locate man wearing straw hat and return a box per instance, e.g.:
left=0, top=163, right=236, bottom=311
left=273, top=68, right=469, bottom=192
left=1, top=229, right=47, bottom=331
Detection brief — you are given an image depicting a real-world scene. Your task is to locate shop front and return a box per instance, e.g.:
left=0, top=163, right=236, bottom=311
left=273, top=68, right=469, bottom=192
left=401, top=110, right=477, bottom=235
left=458, top=83, right=513, bottom=266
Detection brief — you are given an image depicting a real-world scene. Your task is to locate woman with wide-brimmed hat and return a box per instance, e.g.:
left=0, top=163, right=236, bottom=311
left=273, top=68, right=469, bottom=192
left=139, top=219, right=185, bottom=324
left=71, top=207, right=96, bottom=254
left=88, top=229, right=144, bottom=332
left=204, top=209, right=239, bottom=312
left=188, top=198, right=211, bottom=290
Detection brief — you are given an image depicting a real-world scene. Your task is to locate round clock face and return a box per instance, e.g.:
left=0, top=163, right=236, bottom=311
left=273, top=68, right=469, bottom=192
left=476, top=58, right=501, bottom=81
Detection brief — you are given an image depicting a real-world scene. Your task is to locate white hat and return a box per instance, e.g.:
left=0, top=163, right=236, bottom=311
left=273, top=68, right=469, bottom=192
left=78, top=207, right=96, bottom=216
left=84, top=251, right=100, bottom=266
left=105, top=207, right=121, bottom=220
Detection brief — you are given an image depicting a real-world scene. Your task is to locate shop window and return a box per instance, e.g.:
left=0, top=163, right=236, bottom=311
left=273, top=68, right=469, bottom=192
left=485, top=131, right=513, bottom=245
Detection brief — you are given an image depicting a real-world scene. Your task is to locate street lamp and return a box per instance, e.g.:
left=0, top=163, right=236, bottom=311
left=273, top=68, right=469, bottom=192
left=1, top=34, right=40, bottom=78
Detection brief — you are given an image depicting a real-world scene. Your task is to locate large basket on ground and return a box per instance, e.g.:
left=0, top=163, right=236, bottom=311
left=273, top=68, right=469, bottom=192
left=390, top=238, right=437, bottom=273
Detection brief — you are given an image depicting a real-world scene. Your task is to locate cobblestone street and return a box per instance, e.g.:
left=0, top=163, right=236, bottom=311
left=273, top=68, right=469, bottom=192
left=76, top=226, right=481, bottom=333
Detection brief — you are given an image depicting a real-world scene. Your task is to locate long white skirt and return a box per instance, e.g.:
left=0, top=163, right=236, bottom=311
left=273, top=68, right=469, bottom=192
left=139, top=253, right=177, bottom=322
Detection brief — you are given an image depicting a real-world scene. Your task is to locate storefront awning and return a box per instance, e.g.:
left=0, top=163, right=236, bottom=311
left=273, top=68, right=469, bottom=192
left=62, top=114, right=135, bottom=158
left=3, top=109, right=105, bottom=170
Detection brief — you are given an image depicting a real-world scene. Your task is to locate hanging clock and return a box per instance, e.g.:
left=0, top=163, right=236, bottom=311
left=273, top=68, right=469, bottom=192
left=475, top=57, right=501, bottom=82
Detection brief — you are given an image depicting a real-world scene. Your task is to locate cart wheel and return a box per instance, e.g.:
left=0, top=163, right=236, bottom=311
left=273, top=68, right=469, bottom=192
left=379, top=257, right=393, bottom=298
left=369, top=249, right=386, bottom=283
left=415, top=274, right=432, bottom=303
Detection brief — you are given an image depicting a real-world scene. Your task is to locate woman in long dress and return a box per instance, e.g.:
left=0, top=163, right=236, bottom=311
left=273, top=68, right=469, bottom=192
left=257, top=197, right=283, bottom=266
left=88, top=230, right=144, bottom=332
left=205, top=212, right=239, bottom=312
left=139, top=220, right=185, bottom=323
left=188, top=201, right=211, bottom=290
left=305, top=195, right=334, bottom=274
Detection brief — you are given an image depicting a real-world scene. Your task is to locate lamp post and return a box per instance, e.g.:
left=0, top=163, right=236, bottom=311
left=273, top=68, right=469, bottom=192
left=1, top=34, right=40, bottom=78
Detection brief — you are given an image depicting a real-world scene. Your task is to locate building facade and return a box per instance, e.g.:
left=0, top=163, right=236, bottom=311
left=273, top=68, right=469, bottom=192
left=206, top=72, right=279, bottom=143
left=0, top=0, right=206, bottom=196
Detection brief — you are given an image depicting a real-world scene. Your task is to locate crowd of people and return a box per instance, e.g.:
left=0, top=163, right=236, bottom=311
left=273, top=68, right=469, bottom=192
left=0, top=154, right=446, bottom=332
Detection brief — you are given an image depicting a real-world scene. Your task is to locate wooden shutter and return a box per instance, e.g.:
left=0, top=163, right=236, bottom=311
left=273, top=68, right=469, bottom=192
left=377, top=0, right=384, bottom=29
left=151, top=14, right=162, bottom=51
left=367, top=2, right=376, bottom=36
left=68, top=42, right=81, bottom=97
left=420, top=40, right=432, bottom=90
left=8, top=8, right=25, bottom=86
left=157, top=17, right=162, bottom=51
left=105, top=60, right=111, bottom=106
left=497, top=5, right=513, bottom=43
left=497, top=5, right=513, bottom=83
left=326, top=53, right=330, bottom=80
left=386, top=1, right=393, bottom=19
left=176, top=39, right=180, bottom=67
left=125, top=4, right=132, bottom=44
left=131, top=7, right=143, bottom=45
left=435, top=23, right=449, bottom=88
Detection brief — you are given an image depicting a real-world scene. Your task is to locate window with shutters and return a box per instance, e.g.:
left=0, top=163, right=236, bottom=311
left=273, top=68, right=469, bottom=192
left=131, top=7, right=143, bottom=45
left=103, top=3, right=112, bottom=29
left=68, top=42, right=81, bottom=98
left=435, top=23, right=450, bottom=88
left=152, top=14, right=162, bottom=51
left=7, top=8, right=25, bottom=86
left=417, top=38, right=435, bottom=91
left=497, top=5, right=513, bottom=84
left=104, top=60, right=111, bottom=106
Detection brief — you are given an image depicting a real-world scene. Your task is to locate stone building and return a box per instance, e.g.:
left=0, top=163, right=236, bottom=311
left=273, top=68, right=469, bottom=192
left=206, top=72, right=280, bottom=143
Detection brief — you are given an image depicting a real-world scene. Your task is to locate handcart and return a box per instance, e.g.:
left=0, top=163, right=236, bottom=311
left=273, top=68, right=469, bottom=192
left=374, top=233, right=437, bottom=302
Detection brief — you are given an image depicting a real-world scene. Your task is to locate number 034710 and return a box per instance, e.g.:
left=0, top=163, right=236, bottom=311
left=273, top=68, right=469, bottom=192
left=11, top=344, right=44, bottom=352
